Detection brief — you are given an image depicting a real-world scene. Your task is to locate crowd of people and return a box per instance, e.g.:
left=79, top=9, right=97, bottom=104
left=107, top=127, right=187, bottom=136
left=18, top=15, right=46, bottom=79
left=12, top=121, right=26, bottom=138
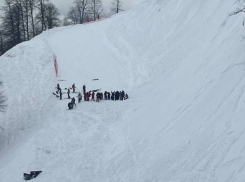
left=54, top=83, right=129, bottom=110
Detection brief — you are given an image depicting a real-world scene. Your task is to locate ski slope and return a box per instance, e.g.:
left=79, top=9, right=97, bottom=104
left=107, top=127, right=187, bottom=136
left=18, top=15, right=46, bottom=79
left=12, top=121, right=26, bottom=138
left=1, top=0, right=245, bottom=181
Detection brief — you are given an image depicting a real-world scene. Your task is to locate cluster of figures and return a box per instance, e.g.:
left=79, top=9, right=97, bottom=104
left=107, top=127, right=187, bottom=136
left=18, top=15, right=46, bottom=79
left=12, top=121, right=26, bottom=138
left=53, top=83, right=129, bottom=110
left=82, top=90, right=129, bottom=102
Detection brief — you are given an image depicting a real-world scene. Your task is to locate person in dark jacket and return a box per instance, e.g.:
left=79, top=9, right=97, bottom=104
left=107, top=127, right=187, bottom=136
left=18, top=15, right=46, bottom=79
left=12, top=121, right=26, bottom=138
left=56, top=83, right=60, bottom=93
left=59, top=89, right=63, bottom=100
left=111, top=91, right=115, bottom=100
left=101, top=92, right=103, bottom=100
left=96, top=92, right=100, bottom=102
left=122, top=90, right=125, bottom=100
left=115, top=91, right=119, bottom=100
left=72, top=97, right=76, bottom=105
left=67, top=88, right=71, bottom=99
left=83, top=85, right=86, bottom=93
left=78, top=92, right=82, bottom=103
left=108, top=92, right=111, bottom=100
left=119, top=91, right=122, bottom=100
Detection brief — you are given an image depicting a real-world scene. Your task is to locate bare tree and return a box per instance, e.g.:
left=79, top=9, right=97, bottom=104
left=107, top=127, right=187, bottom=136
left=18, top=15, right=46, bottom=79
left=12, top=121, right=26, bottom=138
left=1, top=0, right=26, bottom=50
left=64, top=7, right=79, bottom=25
left=88, top=0, right=102, bottom=21
left=15, top=0, right=27, bottom=40
left=44, top=2, right=60, bottom=29
left=111, top=0, right=123, bottom=14
left=74, top=0, right=88, bottom=24
left=35, top=0, right=48, bottom=32
left=1, top=0, right=17, bottom=47
left=35, top=1, right=60, bottom=33
left=231, top=0, right=245, bottom=15
left=0, top=80, right=6, bottom=113
left=29, top=0, right=36, bottom=37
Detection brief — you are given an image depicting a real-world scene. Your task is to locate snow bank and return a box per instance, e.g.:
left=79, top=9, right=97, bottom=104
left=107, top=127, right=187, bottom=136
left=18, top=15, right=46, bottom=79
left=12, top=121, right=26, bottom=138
left=1, top=0, right=245, bottom=181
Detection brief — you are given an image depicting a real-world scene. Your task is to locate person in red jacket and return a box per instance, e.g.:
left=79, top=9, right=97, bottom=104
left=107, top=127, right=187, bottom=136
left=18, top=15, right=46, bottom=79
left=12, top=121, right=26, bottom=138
left=84, top=92, right=87, bottom=101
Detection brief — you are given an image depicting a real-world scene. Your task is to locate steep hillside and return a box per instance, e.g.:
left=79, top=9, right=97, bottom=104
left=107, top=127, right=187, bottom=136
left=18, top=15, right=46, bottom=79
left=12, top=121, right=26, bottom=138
left=1, top=0, right=245, bottom=181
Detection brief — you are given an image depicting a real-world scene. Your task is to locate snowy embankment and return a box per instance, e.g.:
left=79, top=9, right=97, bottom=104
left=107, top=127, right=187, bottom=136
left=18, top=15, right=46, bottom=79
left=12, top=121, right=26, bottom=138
left=1, top=0, right=245, bottom=181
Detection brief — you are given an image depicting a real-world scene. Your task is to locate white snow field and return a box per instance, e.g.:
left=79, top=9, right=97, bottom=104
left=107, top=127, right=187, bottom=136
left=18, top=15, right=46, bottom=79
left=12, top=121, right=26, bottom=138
left=1, top=0, right=245, bottom=181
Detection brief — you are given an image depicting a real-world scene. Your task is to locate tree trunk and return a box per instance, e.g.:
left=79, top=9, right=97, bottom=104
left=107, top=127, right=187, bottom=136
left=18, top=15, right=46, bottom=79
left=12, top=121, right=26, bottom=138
left=29, top=0, right=35, bottom=37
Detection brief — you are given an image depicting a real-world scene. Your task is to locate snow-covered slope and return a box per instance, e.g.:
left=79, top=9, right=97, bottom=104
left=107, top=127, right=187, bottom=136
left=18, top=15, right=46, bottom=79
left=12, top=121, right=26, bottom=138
left=1, top=0, right=245, bottom=181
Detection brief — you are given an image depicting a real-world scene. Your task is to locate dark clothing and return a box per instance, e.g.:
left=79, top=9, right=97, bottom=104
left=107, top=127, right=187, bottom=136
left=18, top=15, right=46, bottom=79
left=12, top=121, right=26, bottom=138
left=60, top=90, right=62, bottom=100
left=71, top=98, right=76, bottom=106
left=78, top=93, right=82, bottom=103
left=68, top=102, right=73, bottom=109
left=119, top=91, right=122, bottom=100
left=111, top=93, right=115, bottom=100
left=115, top=91, right=119, bottom=100
left=122, top=91, right=125, bottom=100
left=67, top=89, right=70, bottom=99
left=96, top=93, right=100, bottom=102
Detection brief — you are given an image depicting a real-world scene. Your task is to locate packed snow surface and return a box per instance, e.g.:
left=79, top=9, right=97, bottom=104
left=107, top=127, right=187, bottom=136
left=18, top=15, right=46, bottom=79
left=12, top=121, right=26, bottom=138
left=1, top=0, right=245, bottom=181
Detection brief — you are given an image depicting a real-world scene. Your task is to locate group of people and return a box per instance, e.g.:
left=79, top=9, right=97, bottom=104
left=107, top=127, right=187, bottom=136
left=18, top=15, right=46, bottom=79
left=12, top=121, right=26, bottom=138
left=82, top=90, right=129, bottom=102
left=54, top=83, right=129, bottom=110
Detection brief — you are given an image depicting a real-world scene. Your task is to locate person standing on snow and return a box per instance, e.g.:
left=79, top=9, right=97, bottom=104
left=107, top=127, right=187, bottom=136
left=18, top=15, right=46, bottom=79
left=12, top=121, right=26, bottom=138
left=71, top=97, right=76, bottom=106
left=104, top=91, right=107, bottom=100
left=111, top=91, right=115, bottom=100
left=92, top=92, right=95, bottom=101
left=78, top=92, right=82, bottom=103
left=67, top=88, right=71, bottom=99
left=72, top=84, right=76, bottom=93
left=59, top=89, right=63, bottom=100
left=122, top=90, right=125, bottom=100
left=83, top=85, right=86, bottom=94
left=108, top=92, right=111, bottom=100
left=96, top=92, right=100, bottom=102
left=119, top=91, right=122, bottom=100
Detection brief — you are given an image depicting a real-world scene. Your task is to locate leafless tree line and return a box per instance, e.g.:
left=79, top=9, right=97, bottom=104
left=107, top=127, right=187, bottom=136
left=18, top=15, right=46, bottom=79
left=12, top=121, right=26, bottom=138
left=63, top=0, right=123, bottom=25
left=0, top=0, right=124, bottom=54
left=0, top=0, right=60, bottom=54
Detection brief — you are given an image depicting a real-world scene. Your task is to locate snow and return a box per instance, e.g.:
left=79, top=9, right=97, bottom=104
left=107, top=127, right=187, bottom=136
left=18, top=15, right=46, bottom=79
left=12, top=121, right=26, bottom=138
left=1, top=0, right=245, bottom=181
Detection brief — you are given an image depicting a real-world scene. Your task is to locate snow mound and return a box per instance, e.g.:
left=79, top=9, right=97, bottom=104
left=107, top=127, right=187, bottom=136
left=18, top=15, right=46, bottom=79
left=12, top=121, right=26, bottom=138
left=1, top=0, right=245, bottom=181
